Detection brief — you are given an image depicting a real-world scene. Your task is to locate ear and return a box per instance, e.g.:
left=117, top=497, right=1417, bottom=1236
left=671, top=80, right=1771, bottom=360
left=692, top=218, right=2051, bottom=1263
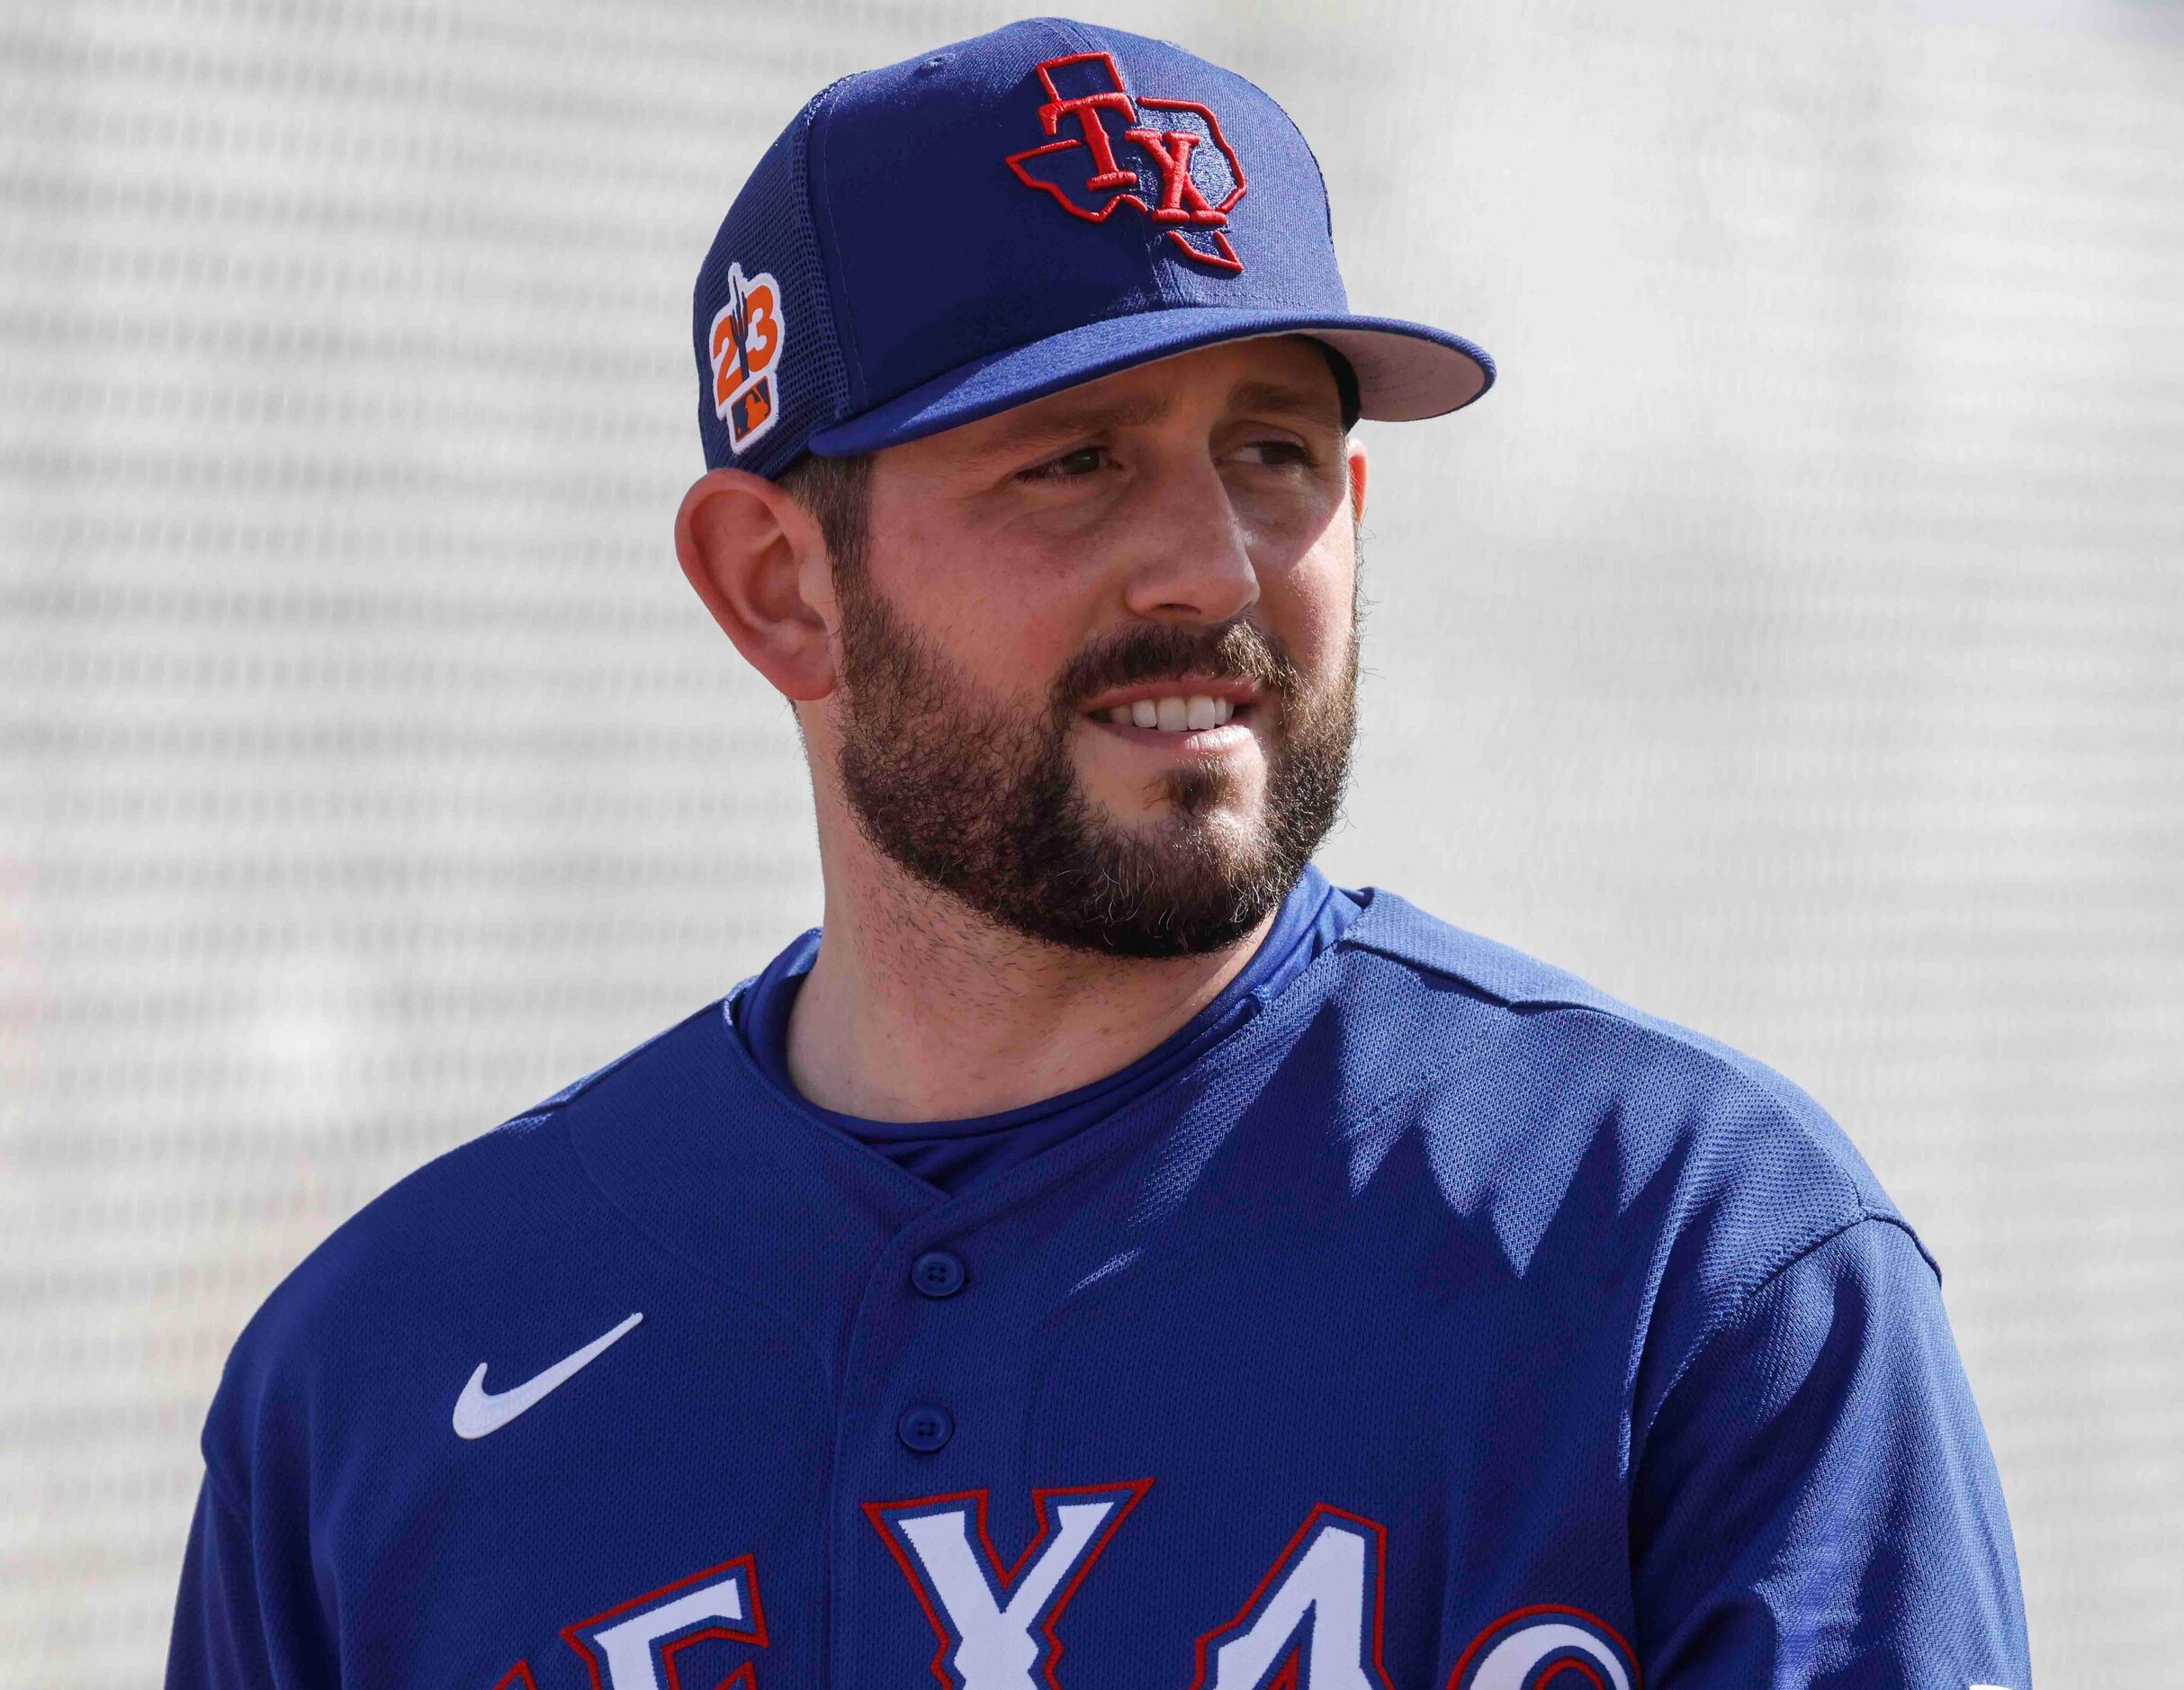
left=1345, top=436, right=1369, bottom=526
left=674, top=467, right=839, bottom=702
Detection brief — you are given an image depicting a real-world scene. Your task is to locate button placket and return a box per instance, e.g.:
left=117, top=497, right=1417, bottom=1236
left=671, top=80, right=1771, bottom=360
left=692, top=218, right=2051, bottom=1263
left=835, top=1209, right=1047, bottom=1688
left=895, top=1402, right=954, bottom=1452
left=911, top=1248, right=966, bottom=1298
left=889, top=1248, right=967, bottom=1453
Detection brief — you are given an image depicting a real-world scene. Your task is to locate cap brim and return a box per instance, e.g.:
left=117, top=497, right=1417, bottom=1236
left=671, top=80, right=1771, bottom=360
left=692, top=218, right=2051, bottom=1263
left=806, top=307, right=1493, bottom=458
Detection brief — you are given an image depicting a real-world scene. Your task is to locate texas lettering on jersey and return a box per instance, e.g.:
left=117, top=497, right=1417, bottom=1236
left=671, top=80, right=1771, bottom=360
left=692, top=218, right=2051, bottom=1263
left=490, top=1487, right=1637, bottom=1690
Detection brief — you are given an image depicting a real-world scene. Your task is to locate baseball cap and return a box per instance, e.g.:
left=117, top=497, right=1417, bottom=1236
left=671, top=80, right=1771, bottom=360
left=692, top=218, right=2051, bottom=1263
left=692, top=16, right=1494, bottom=476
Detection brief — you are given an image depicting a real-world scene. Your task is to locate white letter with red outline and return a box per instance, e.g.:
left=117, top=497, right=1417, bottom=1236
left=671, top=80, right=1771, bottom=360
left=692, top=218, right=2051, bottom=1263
left=866, top=1480, right=1150, bottom=1690
left=1190, top=1504, right=1394, bottom=1690
left=1443, top=1605, right=1638, bottom=1690
left=562, top=1555, right=766, bottom=1690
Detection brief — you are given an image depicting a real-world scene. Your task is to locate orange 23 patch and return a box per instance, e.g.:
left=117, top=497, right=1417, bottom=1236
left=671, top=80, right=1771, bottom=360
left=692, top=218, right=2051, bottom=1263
left=709, top=263, right=785, bottom=454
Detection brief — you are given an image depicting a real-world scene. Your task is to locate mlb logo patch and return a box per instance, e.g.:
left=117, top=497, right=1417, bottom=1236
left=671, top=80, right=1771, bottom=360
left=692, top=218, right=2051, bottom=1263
left=708, top=262, right=785, bottom=454
left=729, top=382, right=773, bottom=444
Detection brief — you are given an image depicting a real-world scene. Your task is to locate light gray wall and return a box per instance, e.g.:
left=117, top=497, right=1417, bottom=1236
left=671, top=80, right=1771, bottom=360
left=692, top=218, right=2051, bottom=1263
left=3, top=1, right=2179, bottom=1683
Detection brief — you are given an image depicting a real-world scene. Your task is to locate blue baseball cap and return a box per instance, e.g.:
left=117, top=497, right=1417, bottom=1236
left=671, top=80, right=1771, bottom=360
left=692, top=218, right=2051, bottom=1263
left=692, top=16, right=1494, bottom=476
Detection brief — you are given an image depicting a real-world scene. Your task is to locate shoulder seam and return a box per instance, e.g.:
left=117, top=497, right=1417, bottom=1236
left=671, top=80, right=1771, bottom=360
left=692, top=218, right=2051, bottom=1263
left=1344, top=930, right=1722, bottom=1054
left=513, top=1002, right=726, bottom=1120
left=1338, top=928, right=1634, bottom=1022
left=1641, top=1210, right=1936, bottom=1449
left=1343, top=938, right=1834, bottom=1121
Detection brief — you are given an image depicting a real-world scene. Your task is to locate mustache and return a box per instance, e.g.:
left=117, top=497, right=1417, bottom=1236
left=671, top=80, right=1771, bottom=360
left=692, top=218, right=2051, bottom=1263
left=1049, top=619, right=1301, bottom=714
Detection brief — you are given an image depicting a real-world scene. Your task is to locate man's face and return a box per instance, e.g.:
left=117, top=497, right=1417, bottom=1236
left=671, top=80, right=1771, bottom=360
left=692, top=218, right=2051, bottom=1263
left=822, top=337, right=1364, bottom=957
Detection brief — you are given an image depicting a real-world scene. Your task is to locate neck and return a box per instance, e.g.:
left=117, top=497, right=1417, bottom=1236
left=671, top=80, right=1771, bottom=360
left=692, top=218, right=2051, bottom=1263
left=783, top=832, right=1277, bottom=1124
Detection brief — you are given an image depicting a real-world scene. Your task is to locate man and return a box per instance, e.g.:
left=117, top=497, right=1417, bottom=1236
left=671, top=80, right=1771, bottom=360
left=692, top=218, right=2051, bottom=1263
left=167, top=18, right=2031, bottom=1690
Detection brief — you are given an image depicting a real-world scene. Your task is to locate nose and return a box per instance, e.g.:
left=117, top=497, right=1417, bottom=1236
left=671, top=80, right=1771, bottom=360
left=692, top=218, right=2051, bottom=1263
left=1116, top=454, right=1260, bottom=626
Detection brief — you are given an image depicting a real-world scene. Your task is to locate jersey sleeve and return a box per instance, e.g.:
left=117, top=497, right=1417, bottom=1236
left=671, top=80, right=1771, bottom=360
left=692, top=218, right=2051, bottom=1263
left=1630, top=1217, right=2032, bottom=1688
left=166, top=1473, right=275, bottom=1690
left=166, top=1465, right=333, bottom=1690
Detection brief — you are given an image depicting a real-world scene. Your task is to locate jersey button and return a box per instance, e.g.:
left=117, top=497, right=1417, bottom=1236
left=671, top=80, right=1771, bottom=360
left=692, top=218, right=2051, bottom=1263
left=911, top=1249, right=966, bottom=1299
left=897, top=1404, right=954, bottom=1453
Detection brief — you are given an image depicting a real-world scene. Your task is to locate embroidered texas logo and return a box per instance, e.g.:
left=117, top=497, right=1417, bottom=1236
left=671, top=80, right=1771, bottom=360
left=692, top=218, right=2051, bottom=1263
left=1004, top=51, right=1248, bottom=274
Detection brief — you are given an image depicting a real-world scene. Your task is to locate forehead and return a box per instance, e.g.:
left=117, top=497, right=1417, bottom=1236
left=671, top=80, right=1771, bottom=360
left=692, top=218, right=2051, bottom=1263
left=885, top=336, right=1344, bottom=471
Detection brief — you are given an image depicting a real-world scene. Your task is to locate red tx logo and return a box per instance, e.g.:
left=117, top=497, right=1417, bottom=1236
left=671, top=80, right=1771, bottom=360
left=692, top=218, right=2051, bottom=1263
left=1005, top=51, right=1248, bottom=274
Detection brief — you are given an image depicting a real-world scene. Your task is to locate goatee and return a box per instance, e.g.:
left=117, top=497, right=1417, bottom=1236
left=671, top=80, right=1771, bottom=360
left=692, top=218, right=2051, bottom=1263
left=831, top=562, right=1359, bottom=958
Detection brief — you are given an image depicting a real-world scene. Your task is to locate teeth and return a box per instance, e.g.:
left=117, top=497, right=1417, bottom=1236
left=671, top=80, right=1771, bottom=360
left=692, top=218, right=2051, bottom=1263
left=1103, top=695, right=1244, bottom=732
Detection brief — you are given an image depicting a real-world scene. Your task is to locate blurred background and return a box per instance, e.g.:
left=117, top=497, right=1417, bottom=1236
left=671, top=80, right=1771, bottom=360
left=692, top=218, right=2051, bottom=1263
left=3, top=0, right=2180, bottom=1683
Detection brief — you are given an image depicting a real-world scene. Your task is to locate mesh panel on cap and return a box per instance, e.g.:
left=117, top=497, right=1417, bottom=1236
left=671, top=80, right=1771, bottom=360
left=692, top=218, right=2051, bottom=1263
left=692, top=87, right=853, bottom=479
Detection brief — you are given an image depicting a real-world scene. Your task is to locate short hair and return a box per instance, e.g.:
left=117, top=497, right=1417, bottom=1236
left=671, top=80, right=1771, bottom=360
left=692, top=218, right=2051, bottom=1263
left=775, top=450, right=873, bottom=575
left=1318, top=340, right=1361, bottom=432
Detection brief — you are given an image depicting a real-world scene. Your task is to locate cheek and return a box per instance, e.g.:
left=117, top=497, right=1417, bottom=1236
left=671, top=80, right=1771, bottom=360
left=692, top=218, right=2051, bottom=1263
left=1272, top=532, right=1358, bottom=678
left=864, top=501, right=1094, bottom=702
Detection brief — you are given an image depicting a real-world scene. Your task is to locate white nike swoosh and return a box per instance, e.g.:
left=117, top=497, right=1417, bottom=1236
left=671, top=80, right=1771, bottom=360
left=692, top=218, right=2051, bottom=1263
left=452, top=1311, right=643, bottom=1440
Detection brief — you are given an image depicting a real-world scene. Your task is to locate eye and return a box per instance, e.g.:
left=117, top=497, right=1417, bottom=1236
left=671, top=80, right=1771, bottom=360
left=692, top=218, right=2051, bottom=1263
left=1232, top=437, right=1314, bottom=469
left=1018, top=445, right=1112, bottom=483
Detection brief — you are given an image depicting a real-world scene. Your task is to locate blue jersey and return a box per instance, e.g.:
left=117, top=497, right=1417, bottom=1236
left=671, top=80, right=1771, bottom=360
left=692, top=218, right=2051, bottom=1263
left=166, top=891, right=2030, bottom=1690
left=732, top=865, right=1360, bottom=1191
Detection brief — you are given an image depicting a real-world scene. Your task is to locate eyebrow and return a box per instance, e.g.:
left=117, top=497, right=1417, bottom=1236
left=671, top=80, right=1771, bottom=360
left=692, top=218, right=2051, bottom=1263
left=971, top=391, right=1173, bottom=460
left=962, top=370, right=1344, bottom=468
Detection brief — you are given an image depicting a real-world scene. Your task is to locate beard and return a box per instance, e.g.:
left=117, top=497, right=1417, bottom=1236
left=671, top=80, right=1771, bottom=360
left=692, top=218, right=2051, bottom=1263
left=830, top=555, right=1360, bottom=959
